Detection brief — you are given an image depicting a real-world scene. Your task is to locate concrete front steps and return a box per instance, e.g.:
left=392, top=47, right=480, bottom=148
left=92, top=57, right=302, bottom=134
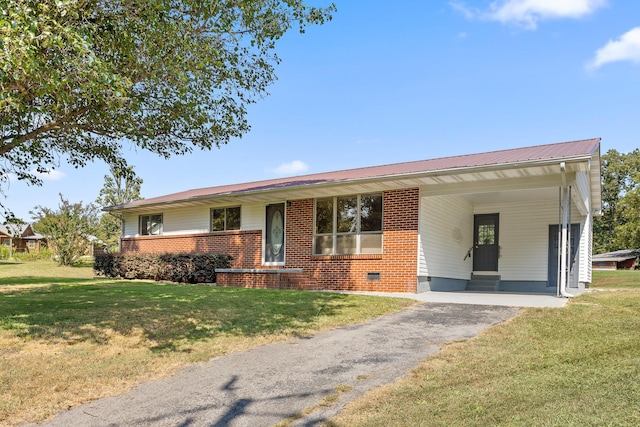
left=467, top=274, right=501, bottom=292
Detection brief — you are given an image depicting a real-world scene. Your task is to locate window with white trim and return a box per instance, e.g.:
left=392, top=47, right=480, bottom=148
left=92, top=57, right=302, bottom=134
left=211, top=207, right=241, bottom=231
left=139, top=214, right=163, bottom=236
left=314, top=193, right=383, bottom=255
left=27, top=240, right=35, bottom=249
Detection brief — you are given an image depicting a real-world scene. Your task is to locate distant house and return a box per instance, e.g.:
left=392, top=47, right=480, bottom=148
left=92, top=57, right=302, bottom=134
left=105, top=138, right=602, bottom=297
left=592, top=249, right=639, bottom=270
left=0, top=224, right=47, bottom=254
left=86, top=235, right=108, bottom=256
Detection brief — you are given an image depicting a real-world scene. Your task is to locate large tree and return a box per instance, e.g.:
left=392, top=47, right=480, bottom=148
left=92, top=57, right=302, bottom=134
left=0, top=0, right=335, bottom=190
left=31, top=194, right=100, bottom=265
left=95, top=165, right=142, bottom=250
left=593, top=148, right=640, bottom=253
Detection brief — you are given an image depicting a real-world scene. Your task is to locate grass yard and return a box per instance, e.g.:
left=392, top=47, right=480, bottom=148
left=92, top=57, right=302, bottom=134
left=0, top=260, right=416, bottom=426
left=329, top=270, right=640, bottom=427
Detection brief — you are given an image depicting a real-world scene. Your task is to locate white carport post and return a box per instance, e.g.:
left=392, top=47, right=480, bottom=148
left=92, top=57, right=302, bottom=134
left=558, top=162, right=573, bottom=298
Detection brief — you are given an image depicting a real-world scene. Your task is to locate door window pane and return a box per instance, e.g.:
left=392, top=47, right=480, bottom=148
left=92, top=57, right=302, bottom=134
left=478, top=223, right=495, bottom=245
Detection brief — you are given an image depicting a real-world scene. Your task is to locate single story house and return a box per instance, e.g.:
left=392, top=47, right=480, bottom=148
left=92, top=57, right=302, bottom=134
left=106, top=138, right=602, bottom=296
left=592, top=249, right=638, bottom=270
left=0, top=223, right=47, bottom=254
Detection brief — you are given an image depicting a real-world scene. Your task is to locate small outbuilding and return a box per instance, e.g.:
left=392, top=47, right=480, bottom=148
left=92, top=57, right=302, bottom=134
left=592, top=249, right=639, bottom=270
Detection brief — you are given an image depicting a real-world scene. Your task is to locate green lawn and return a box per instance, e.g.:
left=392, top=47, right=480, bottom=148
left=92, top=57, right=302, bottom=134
left=329, top=270, right=640, bottom=427
left=0, top=260, right=415, bottom=426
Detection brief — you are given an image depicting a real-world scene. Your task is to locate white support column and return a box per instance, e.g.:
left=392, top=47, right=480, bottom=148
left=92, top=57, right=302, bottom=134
left=559, top=162, right=573, bottom=298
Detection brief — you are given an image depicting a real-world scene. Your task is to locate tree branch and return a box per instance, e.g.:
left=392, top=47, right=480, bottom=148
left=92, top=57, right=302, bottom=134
left=0, top=105, right=94, bottom=156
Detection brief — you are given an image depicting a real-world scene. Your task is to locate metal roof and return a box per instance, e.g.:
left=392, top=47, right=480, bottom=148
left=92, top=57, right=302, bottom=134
left=106, top=138, right=601, bottom=212
left=593, top=249, right=639, bottom=262
left=0, top=224, right=30, bottom=237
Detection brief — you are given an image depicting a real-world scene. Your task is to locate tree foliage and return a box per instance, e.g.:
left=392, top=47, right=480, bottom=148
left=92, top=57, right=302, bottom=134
left=593, top=149, right=640, bottom=253
left=0, top=0, right=335, bottom=190
left=31, top=194, right=100, bottom=265
left=95, top=165, right=143, bottom=250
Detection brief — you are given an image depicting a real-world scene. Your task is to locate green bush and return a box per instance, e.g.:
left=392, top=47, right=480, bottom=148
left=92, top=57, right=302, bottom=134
left=94, top=253, right=233, bottom=284
left=12, top=248, right=53, bottom=262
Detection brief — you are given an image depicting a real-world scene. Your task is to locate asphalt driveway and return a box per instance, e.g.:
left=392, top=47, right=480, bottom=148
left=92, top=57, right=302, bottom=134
left=26, top=303, right=520, bottom=427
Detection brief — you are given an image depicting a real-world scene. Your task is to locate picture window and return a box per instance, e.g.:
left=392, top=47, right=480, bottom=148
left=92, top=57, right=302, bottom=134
left=314, top=193, right=382, bottom=255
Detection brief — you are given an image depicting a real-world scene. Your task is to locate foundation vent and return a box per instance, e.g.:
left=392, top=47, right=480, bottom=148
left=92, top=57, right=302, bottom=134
left=366, top=272, right=381, bottom=281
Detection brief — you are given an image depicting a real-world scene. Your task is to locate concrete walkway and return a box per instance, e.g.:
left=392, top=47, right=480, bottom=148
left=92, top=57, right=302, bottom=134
left=26, top=303, right=520, bottom=427
left=341, top=290, right=572, bottom=308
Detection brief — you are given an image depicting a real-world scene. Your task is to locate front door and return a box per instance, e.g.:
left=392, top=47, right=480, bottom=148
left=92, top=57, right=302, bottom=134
left=473, top=214, right=499, bottom=271
left=548, top=224, right=580, bottom=288
left=265, top=203, right=285, bottom=264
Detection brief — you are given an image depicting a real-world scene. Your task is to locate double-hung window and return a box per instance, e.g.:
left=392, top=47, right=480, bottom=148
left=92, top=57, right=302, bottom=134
left=314, top=193, right=383, bottom=255
left=139, top=214, right=163, bottom=236
left=211, top=207, right=241, bottom=231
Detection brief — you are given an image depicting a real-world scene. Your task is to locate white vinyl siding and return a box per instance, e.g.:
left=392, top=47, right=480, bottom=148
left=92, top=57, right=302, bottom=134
left=240, top=203, right=265, bottom=231
left=420, top=190, right=589, bottom=284
left=123, top=212, right=139, bottom=237
left=474, top=199, right=585, bottom=282
left=122, top=203, right=265, bottom=237
left=162, top=207, right=209, bottom=235
left=419, top=194, right=473, bottom=280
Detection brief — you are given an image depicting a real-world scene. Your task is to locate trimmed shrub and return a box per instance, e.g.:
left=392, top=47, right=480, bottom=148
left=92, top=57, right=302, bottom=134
left=94, top=253, right=233, bottom=284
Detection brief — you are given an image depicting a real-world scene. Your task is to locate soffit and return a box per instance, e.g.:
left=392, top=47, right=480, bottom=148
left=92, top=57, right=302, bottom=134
left=119, top=161, right=588, bottom=213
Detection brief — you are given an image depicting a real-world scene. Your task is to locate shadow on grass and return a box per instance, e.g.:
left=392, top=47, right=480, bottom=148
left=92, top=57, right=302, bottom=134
left=0, top=277, right=93, bottom=286
left=0, top=281, right=364, bottom=351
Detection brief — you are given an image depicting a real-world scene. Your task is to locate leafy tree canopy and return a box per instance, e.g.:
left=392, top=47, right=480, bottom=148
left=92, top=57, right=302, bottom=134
left=31, top=194, right=100, bottom=265
left=95, top=165, right=142, bottom=249
left=0, top=0, right=335, bottom=189
left=593, top=148, right=640, bottom=253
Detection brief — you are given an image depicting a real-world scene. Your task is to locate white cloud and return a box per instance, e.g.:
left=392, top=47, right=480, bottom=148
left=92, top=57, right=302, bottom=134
left=452, top=0, right=607, bottom=29
left=33, top=169, right=66, bottom=181
left=269, top=160, right=309, bottom=176
left=450, top=1, right=475, bottom=20
left=588, top=27, right=640, bottom=69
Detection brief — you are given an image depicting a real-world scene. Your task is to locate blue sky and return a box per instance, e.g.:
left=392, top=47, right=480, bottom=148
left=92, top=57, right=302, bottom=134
left=4, top=0, right=640, bottom=220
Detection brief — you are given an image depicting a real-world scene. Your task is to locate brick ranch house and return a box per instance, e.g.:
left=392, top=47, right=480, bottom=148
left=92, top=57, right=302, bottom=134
left=105, top=138, right=602, bottom=296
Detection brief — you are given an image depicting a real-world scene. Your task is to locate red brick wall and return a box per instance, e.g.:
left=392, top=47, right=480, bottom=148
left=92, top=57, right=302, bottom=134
left=279, top=188, right=419, bottom=293
left=121, top=188, right=420, bottom=293
left=121, top=230, right=262, bottom=269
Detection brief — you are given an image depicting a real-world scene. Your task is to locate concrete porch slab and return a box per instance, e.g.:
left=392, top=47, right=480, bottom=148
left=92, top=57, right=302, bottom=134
left=333, top=290, right=573, bottom=308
